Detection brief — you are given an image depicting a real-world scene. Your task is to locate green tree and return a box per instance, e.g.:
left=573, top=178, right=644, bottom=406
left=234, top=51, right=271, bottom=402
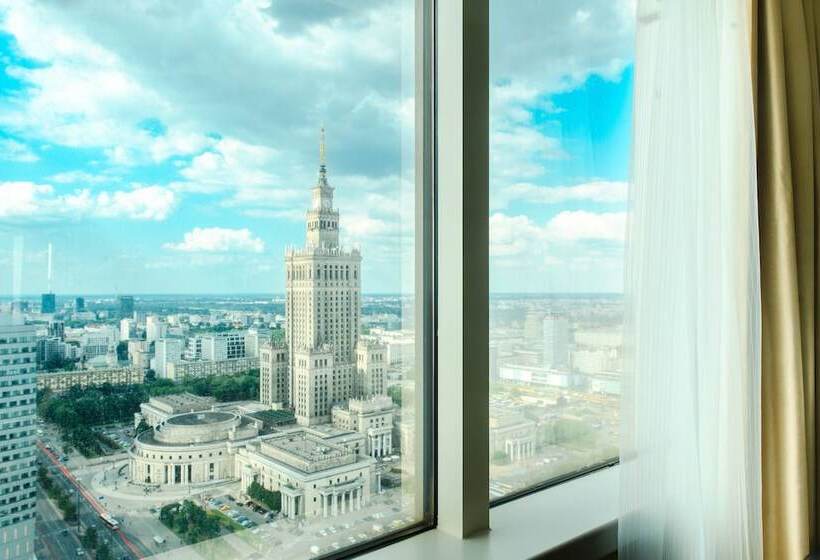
left=81, top=526, right=98, bottom=550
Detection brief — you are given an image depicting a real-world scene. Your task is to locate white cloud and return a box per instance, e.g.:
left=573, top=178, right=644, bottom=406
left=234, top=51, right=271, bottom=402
left=0, top=138, right=39, bottom=162
left=163, top=227, right=265, bottom=254
left=0, top=181, right=176, bottom=221
left=496, top=180, right=628, bottom=208
left=48, top=170, right=112, bottom=184
left=545, top=210, right=626, bottom=241
left=490, top=213, right=547, bottom=257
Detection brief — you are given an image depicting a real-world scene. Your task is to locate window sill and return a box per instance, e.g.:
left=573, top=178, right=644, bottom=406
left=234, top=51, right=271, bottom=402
left=360, top=464, right=619, bottom=560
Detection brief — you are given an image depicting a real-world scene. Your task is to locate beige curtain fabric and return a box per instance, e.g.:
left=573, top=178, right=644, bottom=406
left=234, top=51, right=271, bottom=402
left=756, top=0, right=820, bottom=558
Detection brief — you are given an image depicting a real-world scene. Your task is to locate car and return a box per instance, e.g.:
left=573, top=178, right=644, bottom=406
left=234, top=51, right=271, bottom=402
left=220, top=505, right=231, bottom=512
left=357, top=533, right=367, bottom=540
left=75, top=549, right=85, bottom=557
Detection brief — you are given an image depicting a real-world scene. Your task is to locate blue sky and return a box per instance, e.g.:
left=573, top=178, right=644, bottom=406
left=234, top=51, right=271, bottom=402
left=0, top=0, right=633, bottom=295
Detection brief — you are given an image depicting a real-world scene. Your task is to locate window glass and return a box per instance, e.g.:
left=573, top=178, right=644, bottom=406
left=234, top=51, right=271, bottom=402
left=489, top=1, right=634, bottom=500
left=0, top=1, right=426, bottom=558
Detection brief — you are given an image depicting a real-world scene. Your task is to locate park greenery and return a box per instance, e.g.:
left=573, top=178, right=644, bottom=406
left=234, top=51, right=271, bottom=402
left=247, top=481, right=281, bottom=512
left=38, top=466, right=77, bottom=522
left=37, top=369, right=260, bottom=458
left=160, top=501, right=236, bottom=544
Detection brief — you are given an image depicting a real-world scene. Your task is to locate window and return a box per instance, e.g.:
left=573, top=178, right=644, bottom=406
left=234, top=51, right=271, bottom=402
left=0, top=1, right=431, bottom=559
left=488, top=1, right=634, bottom=501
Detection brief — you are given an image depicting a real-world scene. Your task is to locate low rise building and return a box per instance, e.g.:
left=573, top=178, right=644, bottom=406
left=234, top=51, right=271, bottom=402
left=136, top=393, right=216, bottom=428
left=165, top=356, right=259, bottom=381
left=489, top=409, right=536, bottom=463
left=37, top=366, right=144, bottom=394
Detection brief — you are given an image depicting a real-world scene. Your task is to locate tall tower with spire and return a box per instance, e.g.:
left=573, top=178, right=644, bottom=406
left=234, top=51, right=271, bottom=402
left=283, top=128, right=363, bottom=425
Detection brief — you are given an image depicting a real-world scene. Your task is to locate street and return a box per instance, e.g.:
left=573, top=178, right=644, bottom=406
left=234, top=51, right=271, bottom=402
left=37, top=445, right=145, bottom=559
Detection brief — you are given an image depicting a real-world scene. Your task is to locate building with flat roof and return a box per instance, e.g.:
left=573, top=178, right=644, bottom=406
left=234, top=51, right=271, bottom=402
left=136, top=393, right=217, bottom=428
left=37, top=366, right=143, bottom=394
left=0, top=315, right=38, bottom=559
left=128, top=410, right=376, bottom=520
left=165, top=356, right=258, bottom=381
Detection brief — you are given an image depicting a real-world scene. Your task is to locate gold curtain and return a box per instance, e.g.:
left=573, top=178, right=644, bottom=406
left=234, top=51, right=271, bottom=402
left=755, top=0, right=820, bottom=557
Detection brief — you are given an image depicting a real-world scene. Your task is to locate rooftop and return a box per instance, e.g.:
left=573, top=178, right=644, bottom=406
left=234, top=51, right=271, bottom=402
left=165, top=411, right=235, bottom=426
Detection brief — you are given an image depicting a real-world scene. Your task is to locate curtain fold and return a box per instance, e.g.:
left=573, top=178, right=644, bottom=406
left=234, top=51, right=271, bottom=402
left=755, top=0, right=820, bottom=558
left=620, top=0, right=762, bottom=558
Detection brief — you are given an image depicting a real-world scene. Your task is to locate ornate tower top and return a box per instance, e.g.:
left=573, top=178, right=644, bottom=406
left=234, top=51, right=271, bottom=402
left=306, top=126, right=340, bottom=249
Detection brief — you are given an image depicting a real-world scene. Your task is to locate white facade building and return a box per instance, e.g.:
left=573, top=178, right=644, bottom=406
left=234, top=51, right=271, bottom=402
left=202, top=331, right=246, bottom=361
left=154, top=338, right=183, bottom=379
left=120, top=318, right=135, bottom=341
left=0, top=315, right=38, bottom=560
left=146, top=315, right=167, bottom=343
left=331, top=395, right=395, bottom=458
left=285, top=132, right=363, bottom=426
left=542, top=315, right=570, bottom=369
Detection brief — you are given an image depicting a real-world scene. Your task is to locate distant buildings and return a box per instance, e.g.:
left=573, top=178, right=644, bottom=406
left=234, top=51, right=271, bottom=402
left=120, top=318, right=135, bottom=341
left=74, top=296, right=85, bottom=312
left=118, top=295, right=135, bottom=319
left=202, top=332, right=245, bottom=361
left=0, top=314, right=38, bottom=559
left=153, top=338, right=183, bottom=378
left=145, top=315, right=167, bottom=343
left=542, top=315, right=570, bottom=369
left=489, top=410, right=536, bottom=464
left=41, top=292, right=56, bottom=314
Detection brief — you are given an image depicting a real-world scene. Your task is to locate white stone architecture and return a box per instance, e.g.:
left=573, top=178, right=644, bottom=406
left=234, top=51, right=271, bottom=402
left=136, top=393, right=217, bottom=429
left=260, top=341, right=289, bottom=407
left=268, top=130, right=387, bottom=426
left=130, top=411, right=261, bottom=485
left=0, top=314, right=37, bottom=559
left=489, top=410, right=537, bottom=464
left=332, top=395, right=395, bottom=458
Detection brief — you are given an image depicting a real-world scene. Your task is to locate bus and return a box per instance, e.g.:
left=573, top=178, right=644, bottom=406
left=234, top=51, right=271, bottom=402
left=99, top=512, right=119, bottom=530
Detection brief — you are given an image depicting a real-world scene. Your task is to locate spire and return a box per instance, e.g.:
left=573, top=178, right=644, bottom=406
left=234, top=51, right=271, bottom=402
left=318, top=125, right=327, bottom=182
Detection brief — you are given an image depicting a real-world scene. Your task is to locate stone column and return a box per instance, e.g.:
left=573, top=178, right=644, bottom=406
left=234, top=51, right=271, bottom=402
left=332, top=493, right=337, bottom=516
left=323, top=495, right=328, bottom=518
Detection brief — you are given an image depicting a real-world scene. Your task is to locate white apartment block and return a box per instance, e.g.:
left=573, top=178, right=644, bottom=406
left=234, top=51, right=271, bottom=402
left=37, top=366, right=144, bottom=394
left=245, top=328, right=272, bottom=358
left=202, top=331, right=246, bottom=361
left=0, top=315, right=38, bottom=560
left=146, top=315, right=167, bottom=343
left=165, top=357, right=259, bottom=381
left=120, top=318, right=135, bottom=341
left=153, top=338, right=183, bottom=379
left=542, top=315, right=570, bottom=369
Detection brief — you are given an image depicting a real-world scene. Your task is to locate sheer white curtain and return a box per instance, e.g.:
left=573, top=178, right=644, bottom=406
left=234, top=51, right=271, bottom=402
left=619, top=0, right=761, bottom=558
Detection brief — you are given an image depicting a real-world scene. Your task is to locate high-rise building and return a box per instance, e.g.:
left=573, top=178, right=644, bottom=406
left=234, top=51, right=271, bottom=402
left=74, top=297, right=85, bottom=311
left=201, top=332, right=246, bottom=361
left=146, top=315, right=167, bottom=343
left=542, top=315, right=570, bottom=369
left=153, top=338, right=183, bottom=379
left=118, top=295, right=135, bottom=319
left=285, top=130, right=365, bottom=426
left=120, top=318, right=135, bottom=341
left=41, top=292, right=56, bottom=314
left=0, top=314, right=38, bottom=559
left=48, top=319, right=65, bottom=340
